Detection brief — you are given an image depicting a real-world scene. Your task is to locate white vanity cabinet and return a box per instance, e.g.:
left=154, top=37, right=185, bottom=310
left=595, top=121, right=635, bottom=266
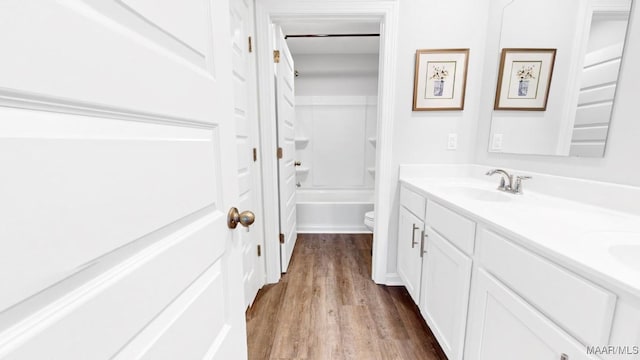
left=398, top=185, right=475, bottom=360
left=465, top=227, right=616, bottom=360
left=465, top=268, right=596, bottom=360
left=419, top=226, right=472, bottom=360
left=397, top=187, right=427, bottom=303
left=396, top=179, right=636, bottom=360
left=419, top=200, right=476, bottom=360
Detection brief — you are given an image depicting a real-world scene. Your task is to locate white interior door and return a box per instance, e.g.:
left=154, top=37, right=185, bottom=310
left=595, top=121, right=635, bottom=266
left=230, top=0, right=265, bottom=308
left=0, top=1, right=248, bottom=359
left=275, top=27, right=297, bottom=273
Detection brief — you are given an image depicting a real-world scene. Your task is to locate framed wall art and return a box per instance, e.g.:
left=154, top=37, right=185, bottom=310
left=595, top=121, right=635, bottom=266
left=494, top=48, right=557, bottom=111
left=412, top=48, right=469, bottom=111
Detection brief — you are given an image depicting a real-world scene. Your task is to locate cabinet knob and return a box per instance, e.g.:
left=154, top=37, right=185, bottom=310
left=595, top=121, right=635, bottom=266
left=560, top=354, right=568, bottom=360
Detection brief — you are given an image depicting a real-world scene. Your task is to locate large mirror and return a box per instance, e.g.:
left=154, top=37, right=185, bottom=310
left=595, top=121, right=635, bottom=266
left=488, top=0, right=632, bottom=157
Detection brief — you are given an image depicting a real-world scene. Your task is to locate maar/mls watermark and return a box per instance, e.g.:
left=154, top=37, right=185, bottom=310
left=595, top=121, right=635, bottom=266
left=586, top=345, right=640, bottom=356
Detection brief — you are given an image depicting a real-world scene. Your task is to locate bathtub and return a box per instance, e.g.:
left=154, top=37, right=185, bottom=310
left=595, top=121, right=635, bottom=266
left=296, top=189, right=374, bottom=233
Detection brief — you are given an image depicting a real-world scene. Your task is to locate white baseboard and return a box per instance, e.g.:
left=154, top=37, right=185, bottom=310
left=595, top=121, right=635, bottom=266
left=384, top=273, right=404, bottom=286
left=297, top=225, right=372, bottom=234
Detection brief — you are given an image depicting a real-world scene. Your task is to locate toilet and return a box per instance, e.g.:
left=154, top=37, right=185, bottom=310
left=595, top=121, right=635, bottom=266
left=364, top=211, right=375, bottom=232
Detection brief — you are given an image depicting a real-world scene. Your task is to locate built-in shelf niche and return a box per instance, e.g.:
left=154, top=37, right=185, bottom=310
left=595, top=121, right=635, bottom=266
left=295, top=137, right=309, bottom=148
left=295, top=167, right=310, bottom=175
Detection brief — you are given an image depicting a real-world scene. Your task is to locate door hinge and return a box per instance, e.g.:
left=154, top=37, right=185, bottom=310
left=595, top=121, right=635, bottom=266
left=273, top=50, right=280, bottom=63
left=257, top=244, right=261, bottom=257
left=248, top=36, right=253, bottom=53
left=277, top=147, right=283, bottom=159
left=253, top=147, right=257, bottom=162
left=279, top=233, right=285, bottom=244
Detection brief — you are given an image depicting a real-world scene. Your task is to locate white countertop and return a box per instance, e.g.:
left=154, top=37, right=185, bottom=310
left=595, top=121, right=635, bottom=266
left=400, top=176, right=640, bottom=299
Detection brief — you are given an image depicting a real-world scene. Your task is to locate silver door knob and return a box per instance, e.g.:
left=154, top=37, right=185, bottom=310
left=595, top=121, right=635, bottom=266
left=227, top=207, right=256, bottom=229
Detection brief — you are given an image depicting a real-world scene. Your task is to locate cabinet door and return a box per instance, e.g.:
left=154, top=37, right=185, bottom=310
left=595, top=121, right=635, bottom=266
left=397, top=206, right=424, bottom=303
left=420, top=227, right=472, bottom=360
left=465, top=269, right=598, bottom=360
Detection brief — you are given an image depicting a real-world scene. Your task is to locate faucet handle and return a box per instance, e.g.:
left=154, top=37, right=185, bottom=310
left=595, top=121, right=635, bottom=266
left=514, top=175, right=532, bottom=194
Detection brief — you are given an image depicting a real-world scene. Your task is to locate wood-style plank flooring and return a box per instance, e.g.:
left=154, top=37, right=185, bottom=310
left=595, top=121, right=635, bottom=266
left=246, top=234, right=447, bottom=360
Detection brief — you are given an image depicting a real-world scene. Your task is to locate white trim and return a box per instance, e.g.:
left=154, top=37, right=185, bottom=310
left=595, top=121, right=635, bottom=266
left=246, top=0, right=268, bottom=295
left=592, top=0, right=632, bottom=14
left=385, top=273, right=404, bottom=286
left=557, top=0, right=591, bottom=155
left=255, top=6, right=280, bottom=283
left=255, top=0, right=399, bottom=284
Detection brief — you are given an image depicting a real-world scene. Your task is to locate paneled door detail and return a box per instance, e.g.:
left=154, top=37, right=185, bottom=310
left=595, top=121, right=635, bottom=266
left=230, top=0, right=265, bottom=308
left=275, top=27, right=297, bottom=273
left=0, top=0, right=247, bottom=358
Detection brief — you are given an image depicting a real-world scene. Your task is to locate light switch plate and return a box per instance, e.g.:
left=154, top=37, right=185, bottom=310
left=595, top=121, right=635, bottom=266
left=492, top=134, right=503, bottom=150
left=447, top=133, right=458, bottom=150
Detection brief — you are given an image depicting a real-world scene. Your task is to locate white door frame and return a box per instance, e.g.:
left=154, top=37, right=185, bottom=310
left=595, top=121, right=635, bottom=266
left=255, top=0, right=399, bottom=284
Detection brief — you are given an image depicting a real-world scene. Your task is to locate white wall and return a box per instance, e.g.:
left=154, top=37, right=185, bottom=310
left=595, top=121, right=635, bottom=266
left=385, top=0, right=491, bottom=275
left=475, top=0, right=640, bottom=187
left=293, top=54, right=379, bottom=96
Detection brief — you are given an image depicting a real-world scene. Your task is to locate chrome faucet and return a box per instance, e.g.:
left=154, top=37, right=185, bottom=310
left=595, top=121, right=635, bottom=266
left=486, top=169, right=532, bottom=194
left=486, top=169, right=513, bottom=191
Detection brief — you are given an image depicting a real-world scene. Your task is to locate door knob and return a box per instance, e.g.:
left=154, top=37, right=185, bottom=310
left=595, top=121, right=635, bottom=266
left=227, top=207, right=256, bottom=229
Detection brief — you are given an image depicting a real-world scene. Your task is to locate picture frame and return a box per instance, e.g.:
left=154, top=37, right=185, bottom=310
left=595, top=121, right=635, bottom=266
left=412, top=49, right=469, bottom=111
left=494, top=48, right=557, bottom=111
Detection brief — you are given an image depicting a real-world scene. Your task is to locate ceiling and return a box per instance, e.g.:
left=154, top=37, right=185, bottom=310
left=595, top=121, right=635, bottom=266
left=279, top=20, right=380, bottom=55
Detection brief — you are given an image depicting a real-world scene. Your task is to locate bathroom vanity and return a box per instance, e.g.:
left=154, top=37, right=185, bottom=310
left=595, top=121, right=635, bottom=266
left=396, top=165, right=640, bottom=360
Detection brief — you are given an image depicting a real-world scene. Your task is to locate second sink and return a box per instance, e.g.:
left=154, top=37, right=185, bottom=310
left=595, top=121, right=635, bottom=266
left=609, top=242, right=640, bottom=272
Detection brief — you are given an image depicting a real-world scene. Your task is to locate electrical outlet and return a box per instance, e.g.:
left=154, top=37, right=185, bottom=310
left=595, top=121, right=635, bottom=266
left=447, top=133, right=458, bottom=150
left=492, top=134, right=503, bottom=150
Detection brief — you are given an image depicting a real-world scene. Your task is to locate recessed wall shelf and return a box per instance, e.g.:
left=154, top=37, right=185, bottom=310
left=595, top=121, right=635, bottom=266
left=296, top=167, right=310, bottom=175
left=368, top=137, right=377, bottom=147
left=295, top=137, right=310, bottom=148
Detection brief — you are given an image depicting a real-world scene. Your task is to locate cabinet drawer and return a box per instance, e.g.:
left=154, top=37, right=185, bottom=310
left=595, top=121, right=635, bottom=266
left=426, top=201, right=476, bottom=255
left=478, top=228, right=616, bottom=346
left=400, top=186, right=426, bottom=219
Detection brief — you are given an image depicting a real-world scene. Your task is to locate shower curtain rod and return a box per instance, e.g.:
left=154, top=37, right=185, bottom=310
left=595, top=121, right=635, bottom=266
left=284, top=34, right=380, bottom=39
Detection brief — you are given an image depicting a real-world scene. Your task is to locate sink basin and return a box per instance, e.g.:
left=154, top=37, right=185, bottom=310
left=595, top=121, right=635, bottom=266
left=445, top=187, right=512, bottom=202
left=609, top=243, right=640, bottom=271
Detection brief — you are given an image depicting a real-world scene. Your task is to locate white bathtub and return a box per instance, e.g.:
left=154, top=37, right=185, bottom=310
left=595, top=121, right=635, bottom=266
left=296, top=189, right=374, bottom=233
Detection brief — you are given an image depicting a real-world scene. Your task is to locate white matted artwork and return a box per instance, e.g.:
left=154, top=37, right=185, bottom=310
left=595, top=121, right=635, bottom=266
left=413, top=49, right=469, bottom=111
left=494, top=48, right=556, bottom=111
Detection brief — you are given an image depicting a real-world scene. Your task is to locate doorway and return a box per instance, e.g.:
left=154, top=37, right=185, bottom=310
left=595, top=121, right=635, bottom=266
left=282, top=21, right=379, bottom=235
left=255, top=0, right=400, bottom=285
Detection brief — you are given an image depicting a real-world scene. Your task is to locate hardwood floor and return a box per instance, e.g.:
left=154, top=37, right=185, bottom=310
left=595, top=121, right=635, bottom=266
left=246, top=234, right=448, bottom=360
